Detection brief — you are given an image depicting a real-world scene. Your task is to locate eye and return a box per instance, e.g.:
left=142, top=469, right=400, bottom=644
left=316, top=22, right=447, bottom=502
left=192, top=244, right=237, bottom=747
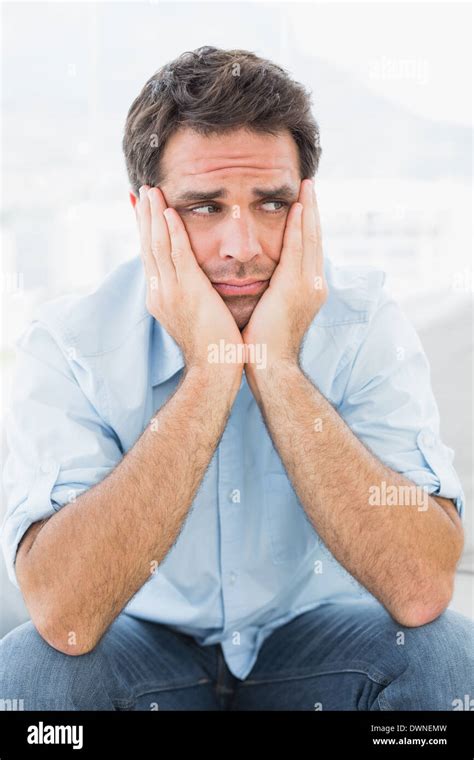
left=189, top=204, right=220, bottom=216
left=187, top=200, right=288, bottom=217
left=261, top=200, right=288, bottom=213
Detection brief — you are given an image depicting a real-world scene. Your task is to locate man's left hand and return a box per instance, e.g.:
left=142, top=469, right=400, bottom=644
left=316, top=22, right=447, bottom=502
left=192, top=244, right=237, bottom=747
left=242, top=178, right=328, bottom=377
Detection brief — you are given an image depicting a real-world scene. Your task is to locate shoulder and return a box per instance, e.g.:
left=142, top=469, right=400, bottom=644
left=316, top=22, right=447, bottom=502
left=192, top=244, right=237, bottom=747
left=316, top=257, right=418, bottom=347
left=321, top=260, right=426, bottom=392
left=316, top=257, right=388, bottom=328
left=302, top=258, right=414, bottom=392
left=31, top=255, right=149, bottom=357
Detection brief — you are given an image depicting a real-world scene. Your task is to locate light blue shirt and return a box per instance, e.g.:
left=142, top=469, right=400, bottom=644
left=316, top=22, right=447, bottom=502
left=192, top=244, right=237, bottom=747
left=1, top=255, right=465, bottom=679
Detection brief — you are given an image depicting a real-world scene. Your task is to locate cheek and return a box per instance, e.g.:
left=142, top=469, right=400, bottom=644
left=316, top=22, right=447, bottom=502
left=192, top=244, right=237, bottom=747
left=267, top=246, right=282, bottom=264
left=265, top=223, right=286, bottom=263
left=181, top=221, right=216, bottom=267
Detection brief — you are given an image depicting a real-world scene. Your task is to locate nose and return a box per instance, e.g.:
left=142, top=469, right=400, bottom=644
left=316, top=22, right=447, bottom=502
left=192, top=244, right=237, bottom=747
left=218, top=213, right=263, bottom=263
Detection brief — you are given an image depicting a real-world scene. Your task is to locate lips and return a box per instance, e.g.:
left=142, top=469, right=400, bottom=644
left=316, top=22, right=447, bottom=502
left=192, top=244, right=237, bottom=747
left=211, top=279, right=269, bottom=296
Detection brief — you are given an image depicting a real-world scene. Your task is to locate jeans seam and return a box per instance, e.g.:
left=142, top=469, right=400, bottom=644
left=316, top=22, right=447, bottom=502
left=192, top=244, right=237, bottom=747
left=120, top=677, right=213, bottom=709
left=377, top=692, right=395, bottom=711
left=112, top=698, right=136, bottom=710
left=240, top=665, right=393, bottom=689
left=129, top=676, right=212, bottom=699
left=215, top=648, right=238, bottom=709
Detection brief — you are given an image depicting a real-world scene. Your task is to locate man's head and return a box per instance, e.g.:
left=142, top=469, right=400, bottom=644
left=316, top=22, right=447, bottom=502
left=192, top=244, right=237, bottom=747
left=123, top=46, right=322, bottom=329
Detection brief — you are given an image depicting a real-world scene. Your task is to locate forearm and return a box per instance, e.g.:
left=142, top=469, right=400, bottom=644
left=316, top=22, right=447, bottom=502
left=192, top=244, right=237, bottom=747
left=248, top=362, right=463, bottom=625
left=19, top=366, right=241, bottom=655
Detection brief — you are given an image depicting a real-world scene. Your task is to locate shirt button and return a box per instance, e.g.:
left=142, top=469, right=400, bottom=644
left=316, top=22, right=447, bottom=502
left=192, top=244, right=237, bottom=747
left=229, top=571, right=237, bottom=585
left=421, top=431, right=435, bottom=448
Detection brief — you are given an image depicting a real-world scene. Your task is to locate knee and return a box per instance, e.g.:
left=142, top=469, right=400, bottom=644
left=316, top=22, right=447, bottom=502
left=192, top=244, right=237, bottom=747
left=406, top=609, right=473, bottom=669
left=0, top=619, right=109, bottom=710
left=383, top=609, right=474, bottom=710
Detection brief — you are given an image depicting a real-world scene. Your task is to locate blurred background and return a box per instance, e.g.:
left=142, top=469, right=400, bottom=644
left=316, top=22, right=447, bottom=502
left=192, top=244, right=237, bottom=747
left=1, top=1, right=472, bottom=635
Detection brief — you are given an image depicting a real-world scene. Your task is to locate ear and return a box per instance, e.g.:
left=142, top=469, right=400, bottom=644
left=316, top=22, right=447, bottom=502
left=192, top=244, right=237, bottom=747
left=129, top=190, right=139, bottom=210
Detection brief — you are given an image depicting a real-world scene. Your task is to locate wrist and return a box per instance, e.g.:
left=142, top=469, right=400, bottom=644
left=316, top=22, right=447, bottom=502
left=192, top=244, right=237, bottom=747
left=246, top=357, right=301, bottom=384
left=184, top=362, right=243, bottom=396
left=245, top=359, right=302, bottom=407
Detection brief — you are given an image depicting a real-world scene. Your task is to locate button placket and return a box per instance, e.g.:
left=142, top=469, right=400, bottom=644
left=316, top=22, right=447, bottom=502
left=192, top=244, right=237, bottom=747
left=217, top=415, right=244, bottom=623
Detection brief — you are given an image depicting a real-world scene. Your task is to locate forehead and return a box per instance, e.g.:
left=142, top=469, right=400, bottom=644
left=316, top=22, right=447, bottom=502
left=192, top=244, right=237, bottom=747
left=159, top=127, right=300, bottom=193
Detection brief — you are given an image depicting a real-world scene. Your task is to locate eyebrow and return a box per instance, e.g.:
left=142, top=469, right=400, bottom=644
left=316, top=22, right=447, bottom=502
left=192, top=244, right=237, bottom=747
left=170, top=184, right=298, bottom=204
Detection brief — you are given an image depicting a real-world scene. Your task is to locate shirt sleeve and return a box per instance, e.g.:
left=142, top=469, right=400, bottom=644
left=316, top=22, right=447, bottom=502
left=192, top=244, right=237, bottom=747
left=339, top=292, right=465, bottom=519
left=1, top=320, right=123, bottom=589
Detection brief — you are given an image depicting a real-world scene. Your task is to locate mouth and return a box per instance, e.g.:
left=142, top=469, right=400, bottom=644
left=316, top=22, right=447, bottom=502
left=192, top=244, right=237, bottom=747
left=211, top=279, right=269, bottom=296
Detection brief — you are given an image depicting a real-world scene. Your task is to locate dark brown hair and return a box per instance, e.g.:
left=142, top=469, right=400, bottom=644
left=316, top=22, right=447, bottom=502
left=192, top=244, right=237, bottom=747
left=122, top=46, right=322, bottom=194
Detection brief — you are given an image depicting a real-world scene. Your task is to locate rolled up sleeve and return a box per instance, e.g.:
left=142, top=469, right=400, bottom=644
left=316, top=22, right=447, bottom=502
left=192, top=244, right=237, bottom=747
left=340, top=293, right=465, bottom=519
left=1, top=320, right=123, bottom=589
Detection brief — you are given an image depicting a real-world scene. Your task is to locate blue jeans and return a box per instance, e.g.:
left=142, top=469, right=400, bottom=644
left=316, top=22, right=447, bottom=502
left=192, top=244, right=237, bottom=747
left=0, top=599, right=472, bottom=710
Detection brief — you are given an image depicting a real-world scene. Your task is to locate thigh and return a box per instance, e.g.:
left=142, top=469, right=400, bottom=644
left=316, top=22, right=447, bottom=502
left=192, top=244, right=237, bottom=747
left=0, top=612, right=220, bottom=711
left=102, top=614, right=221, bottom=711
left=231, top=599, right=474, bottom=711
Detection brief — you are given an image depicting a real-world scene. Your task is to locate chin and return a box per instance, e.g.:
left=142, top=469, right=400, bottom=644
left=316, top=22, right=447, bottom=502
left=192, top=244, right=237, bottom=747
left=225, top=297, right=258, bottom=331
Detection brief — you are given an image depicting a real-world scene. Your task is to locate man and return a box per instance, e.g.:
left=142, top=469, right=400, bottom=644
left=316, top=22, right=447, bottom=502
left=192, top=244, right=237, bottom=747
left=0, top=46, right=472, bottom=711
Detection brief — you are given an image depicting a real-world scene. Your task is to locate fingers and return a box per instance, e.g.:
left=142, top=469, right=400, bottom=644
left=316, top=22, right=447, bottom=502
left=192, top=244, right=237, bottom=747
left=301, top=179, right=323, bottom=280
left=161, top=206, right=199, bottom=283
left=147, top=187, right=178, bottom=284
left=280, top=201, right=303, bottom=276
left=141, top=186, right=198, bottom=285
left=279, top=178, right=325, bottom=297
left=311, top=182, right=324, bottom=280
left=137, top=185, right=159, bottom=290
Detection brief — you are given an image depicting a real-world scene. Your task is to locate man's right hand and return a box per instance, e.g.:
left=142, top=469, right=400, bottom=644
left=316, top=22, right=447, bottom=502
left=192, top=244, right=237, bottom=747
left=137, top=185, right=244, bottom=378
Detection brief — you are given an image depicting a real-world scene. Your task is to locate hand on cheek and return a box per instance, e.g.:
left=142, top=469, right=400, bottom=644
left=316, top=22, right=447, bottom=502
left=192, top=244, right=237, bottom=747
left=242, top=178, right=328, bottom=375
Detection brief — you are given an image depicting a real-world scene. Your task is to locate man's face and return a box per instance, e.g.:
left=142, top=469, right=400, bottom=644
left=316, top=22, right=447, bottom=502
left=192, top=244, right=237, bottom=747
left=135, top=127, right=301, bottom=329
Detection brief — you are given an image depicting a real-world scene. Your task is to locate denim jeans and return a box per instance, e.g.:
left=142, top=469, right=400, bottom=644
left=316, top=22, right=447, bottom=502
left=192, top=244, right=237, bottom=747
left=1, top=599, right=472, bottom=710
